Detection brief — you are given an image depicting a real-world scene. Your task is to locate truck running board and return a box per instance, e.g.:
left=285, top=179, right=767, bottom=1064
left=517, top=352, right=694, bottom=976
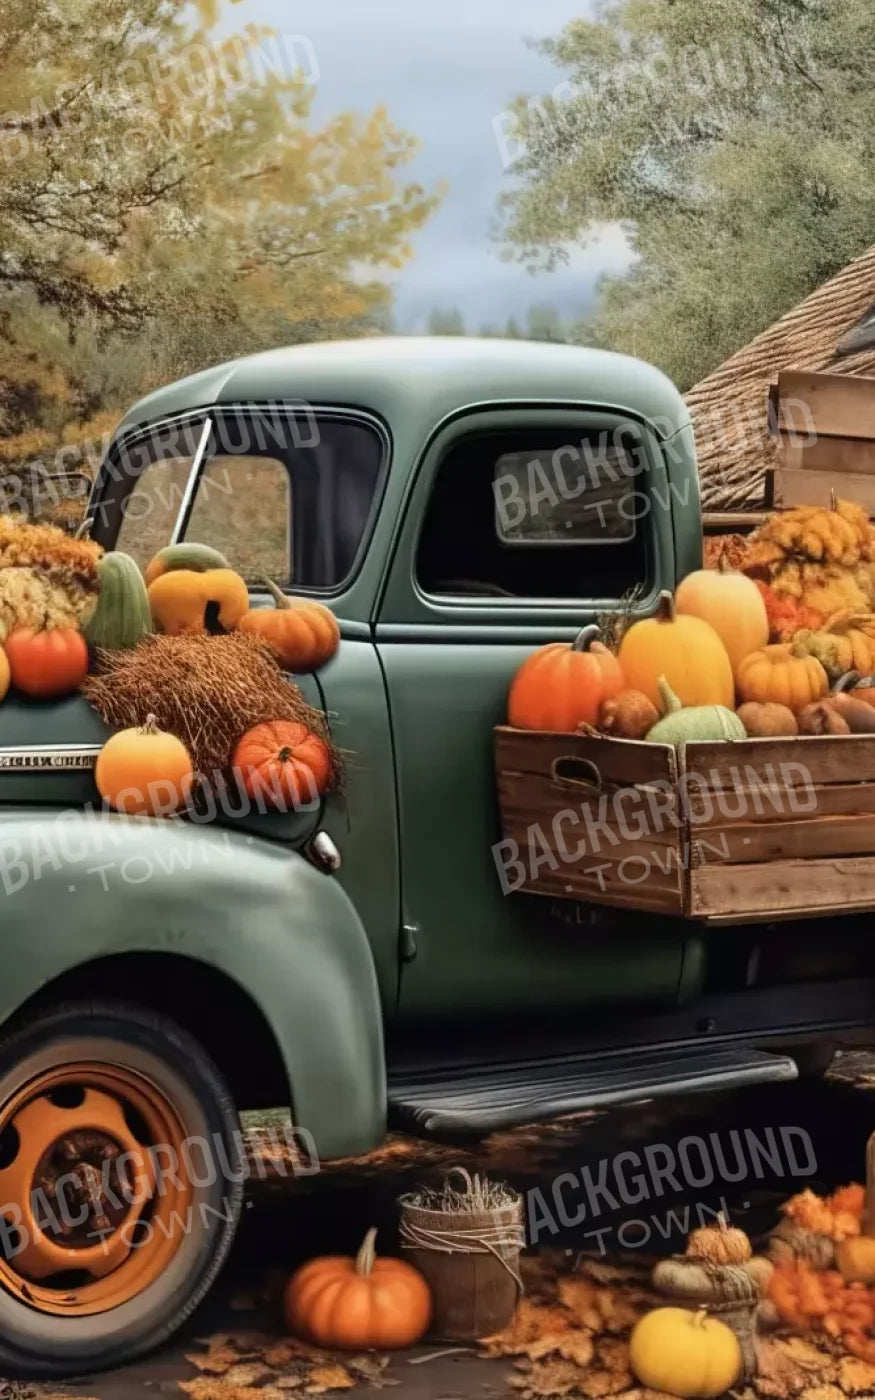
left=387, top=1045, right=798, bottom=1139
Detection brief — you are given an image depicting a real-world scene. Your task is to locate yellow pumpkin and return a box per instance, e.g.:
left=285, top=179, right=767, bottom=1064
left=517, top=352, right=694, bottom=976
left=835, top=1235, right=875, bottom=1284
left=148, top=567, right=249, bottom=635
left=629, top=1307, right=742, bottom=1399
left=676, top=554, right=769, bottom=673
left=736, top=643, right=829, bottom=711
left=617, top=590, right=734, bottom=710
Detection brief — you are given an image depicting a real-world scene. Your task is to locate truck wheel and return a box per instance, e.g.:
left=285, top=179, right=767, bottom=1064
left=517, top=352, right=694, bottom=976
left=0, top=1000, right=244, bottom=1377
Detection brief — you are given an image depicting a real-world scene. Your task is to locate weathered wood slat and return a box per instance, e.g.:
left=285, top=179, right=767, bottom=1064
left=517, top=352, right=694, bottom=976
left=495, top=726, right=676, bottom=786
left=685, top=779, right=875, bottom=825
left=684, top=736, right=875, bottom=788
left=690, top=857, right=875, bottom=919
left=776, top=435, right=875, bottom=476
left=771, top=370, right=875, bottom=440
left=690, top=812, right=875, bottom=866
left=771, top=466, right=875, bottom=514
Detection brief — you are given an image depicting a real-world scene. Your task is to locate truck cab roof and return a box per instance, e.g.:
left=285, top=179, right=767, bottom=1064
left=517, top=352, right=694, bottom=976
left=116, top=336, right=691, bottom=443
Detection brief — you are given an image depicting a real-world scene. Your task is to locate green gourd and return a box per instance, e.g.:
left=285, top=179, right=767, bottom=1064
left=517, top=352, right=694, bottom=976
left=144, top=543, right=230, bottom=583
left=646, top=675, right=745, bottom=744
left=84, top=551, right=153, bottom=650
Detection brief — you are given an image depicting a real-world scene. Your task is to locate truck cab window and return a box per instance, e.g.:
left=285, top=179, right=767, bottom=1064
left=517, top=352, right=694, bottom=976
left=416, top=427, right=649, bottom=600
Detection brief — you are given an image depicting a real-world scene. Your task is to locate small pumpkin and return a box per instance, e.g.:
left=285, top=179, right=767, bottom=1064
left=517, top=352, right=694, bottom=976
left=646, top=676, right=745, bottom=745
left=0, top=647, right=9, bottom=705
left=282, top=1226, right=432, bottom=1350
left=148, top=567, right=249, bottom=635
left=835, top=1235, right=875, bottom=1284
left=736, top=643, right=829, bottom=711
left=687, top=1213, right=752, bottom=1265
left=237, top=578, right=340, bottom=673
left=143, top=542, right=230, bottom=585
left=84, top=551, right=153, bottom=650
left=95, top=714, right=195, bottom=816
left=676, top=554, right=769, bottom=672
left=736, top=701, right=798, bottom=738
left=617, top=590, right=734, bottom=710
left=598, top=688, right=660, bottom=739
left=4, top=627, right=88, bottom=699
left=827, top=690, right=875, bottom=733
left=231, top=720, right=333, bottom=810
left=508, top=624, right=625, bottom=732
left=797, top=699, right=851, bottom=735
left=629, top=1306, right=742, bottom=1399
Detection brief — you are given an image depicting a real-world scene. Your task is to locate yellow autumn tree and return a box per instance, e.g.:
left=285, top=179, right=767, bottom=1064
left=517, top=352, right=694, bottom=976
left=0, top=0, right=438, bottom=443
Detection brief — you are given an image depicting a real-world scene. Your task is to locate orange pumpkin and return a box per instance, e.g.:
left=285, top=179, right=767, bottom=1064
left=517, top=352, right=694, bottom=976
left=676, top=555, right=768, bottom=672
left=237, top=579, right=340, bottom=672
left=283, top=1227, right=432, bottom=1350
left=147, top=568, right=250, bottom=635
left=231, top=720, right=333, bottom=810
left=508, top=624, right=625, bottom=731
left=617, top=591, right=734, bottom=710
left=95, top=714, right=195, bottom=816
left=736, top=643, right=829, bottom=711
left=4, top=627, right=88, bottom=698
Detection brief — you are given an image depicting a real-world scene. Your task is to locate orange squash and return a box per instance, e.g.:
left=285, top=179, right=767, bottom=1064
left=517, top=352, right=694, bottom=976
left=231, top=720, right=333, bottom=810
left=676, top=555, right=768, bottom=672
left=148, top=567, right=249, bottom=635
left=4, top=627, right=88, bottom=699
left=237, top=579, right=339, bottom=672
left=617, top=591, right=734, bottom=710
left=283, top=1227, right=432, bottom=1350
left=95, top=714, right=195, bottom=816
left=507, top=624, right=625, bottom=731
left=736, top=643, right=829, bottom=711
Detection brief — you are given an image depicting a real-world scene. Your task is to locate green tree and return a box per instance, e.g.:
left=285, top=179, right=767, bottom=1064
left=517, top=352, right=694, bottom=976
left=0, top=0, right=439, bottom=438
left=426, top=307, right=467, bottom=335
left=526, top=303, right=566, bottom=342
left=499, top=0, right=875, bottom=388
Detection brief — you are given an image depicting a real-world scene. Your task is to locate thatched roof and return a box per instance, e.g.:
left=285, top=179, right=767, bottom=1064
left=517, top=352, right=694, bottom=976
left=686, top=245, right=875, bottom=513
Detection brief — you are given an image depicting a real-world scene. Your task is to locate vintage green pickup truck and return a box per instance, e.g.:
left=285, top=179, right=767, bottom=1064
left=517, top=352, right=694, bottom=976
left=0, top=337, right=870, bottom=1374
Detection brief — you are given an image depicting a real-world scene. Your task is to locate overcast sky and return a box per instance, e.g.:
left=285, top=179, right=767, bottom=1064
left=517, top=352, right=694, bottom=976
left=239, top=0, right=633, bottom=331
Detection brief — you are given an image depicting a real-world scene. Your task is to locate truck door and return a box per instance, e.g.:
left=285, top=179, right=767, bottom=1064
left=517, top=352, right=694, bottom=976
left=377, top=406, right=695, bottom=1018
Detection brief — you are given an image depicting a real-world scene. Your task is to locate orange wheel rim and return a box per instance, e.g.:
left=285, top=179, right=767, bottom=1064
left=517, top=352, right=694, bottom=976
left=0, top=1062, right=193, bottom=1316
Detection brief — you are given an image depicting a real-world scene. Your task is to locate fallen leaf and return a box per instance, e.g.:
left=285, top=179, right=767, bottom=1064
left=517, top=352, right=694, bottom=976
left=838, top=1355, right=875, bottom=1393
left=348, top=1353, right=395, bottom=1385
left=263, top=1339, right=323, bottom=1367
left=185, top=1348, right=243, bottom=1375
left=578, top=1370, right=634, bottom=1398
left=798, top=1389, right=845, bottom=1400
left=481, top=1300, right=573, bottom=1356
left=180, top=1381, right=268, bottom=1400
left=304, top=1364, right=356, bottom=1394
left=553, top=1333, right=596, bottom=1367
left=219, top=1362, right=276, bottom=1388
left=596, top=1338, right=631, bottom=1378
left=509, top=1357, right=589, bottom=1397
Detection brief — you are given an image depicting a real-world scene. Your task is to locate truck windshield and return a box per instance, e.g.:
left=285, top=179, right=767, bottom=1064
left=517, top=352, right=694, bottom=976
left=101, top=408, right=386, bottom=592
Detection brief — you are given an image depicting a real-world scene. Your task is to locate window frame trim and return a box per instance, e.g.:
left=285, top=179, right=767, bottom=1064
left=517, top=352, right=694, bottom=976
left=90, top=402, right=390, bottom=597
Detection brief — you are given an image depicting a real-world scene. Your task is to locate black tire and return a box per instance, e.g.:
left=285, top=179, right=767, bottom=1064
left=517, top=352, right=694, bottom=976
left=789, top=1042, right=837, bottom=1080
left=0, top=1000, right=244, bottom=1378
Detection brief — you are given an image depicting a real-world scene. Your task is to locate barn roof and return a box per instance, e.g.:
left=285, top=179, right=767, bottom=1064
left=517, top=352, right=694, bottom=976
left=686, top=244, right=875, bottom=512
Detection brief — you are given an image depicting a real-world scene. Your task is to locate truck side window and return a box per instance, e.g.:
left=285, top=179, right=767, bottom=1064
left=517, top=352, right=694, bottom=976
left=185, top=455, right=291, bottom=585
left=416, top=426, right=649, bottom=600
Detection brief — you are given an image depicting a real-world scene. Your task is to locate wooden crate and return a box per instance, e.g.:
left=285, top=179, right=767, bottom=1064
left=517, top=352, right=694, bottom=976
left=494, top=726, right=685, bottom=915
left=766, top=369, right=875, bottom=514
left=495, top=727, right=875, bottom=924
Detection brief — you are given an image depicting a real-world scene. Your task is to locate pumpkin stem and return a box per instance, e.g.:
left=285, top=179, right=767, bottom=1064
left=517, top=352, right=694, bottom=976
left=829, top=487, right=838, bottom=512
left=717, top=552, right=731, bottom=574
left=261, top=576, right=291, bottom=611
left=656, top=675, right=682, bottom=716
left=277, top=746, right=293, bottom=763
left=141, top=714, right=159, bottom=735
left=571, top=624, right=601, bottom=653
left=74, top=516, right=95, bottom=540
left=355, top=1227, right=378, bottom=1277
left=693, top=1306, right=709, bottom=1327
left=654, top=590, right=676, bottom=623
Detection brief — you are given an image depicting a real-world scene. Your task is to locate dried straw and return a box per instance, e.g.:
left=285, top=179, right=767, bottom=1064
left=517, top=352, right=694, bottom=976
left=403, top=1168, right=519, bottom=1214
left=82, top=632, right=340, bottom=779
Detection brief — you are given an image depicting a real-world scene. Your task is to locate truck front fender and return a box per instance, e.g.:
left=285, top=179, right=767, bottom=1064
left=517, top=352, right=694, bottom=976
left=0, top=811, right=386, bottom=1159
